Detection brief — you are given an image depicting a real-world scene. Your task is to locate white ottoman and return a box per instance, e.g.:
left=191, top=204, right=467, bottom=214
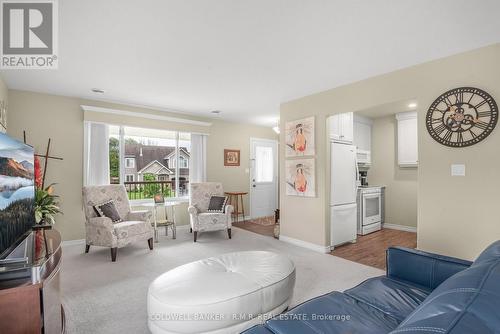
left=148, top=251, right=295, bottom=334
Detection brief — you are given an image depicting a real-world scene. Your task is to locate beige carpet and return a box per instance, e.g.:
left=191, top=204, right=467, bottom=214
left=61, top=227, right=383, bottom=334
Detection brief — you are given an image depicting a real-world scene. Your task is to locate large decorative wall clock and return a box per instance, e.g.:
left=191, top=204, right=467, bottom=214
left=426, top=87, right=498, bottom=147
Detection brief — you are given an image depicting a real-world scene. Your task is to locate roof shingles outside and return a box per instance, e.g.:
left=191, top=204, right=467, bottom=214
left=125, top=144, right=189, bottom=177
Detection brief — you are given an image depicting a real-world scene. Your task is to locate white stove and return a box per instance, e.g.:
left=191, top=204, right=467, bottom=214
left=357, top=186, right=384, bottom=235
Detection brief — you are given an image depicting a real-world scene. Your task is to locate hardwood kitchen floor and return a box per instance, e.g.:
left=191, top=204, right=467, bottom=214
left=331, top=229, right=417, bottom=270
left=233, top=220, right=275, bottom=237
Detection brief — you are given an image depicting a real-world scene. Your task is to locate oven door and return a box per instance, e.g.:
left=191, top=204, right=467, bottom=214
left=362, top=192, right=381, bottom=225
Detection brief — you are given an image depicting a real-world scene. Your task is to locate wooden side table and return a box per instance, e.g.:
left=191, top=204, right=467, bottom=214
left=225, top=192, right=248, bottom=223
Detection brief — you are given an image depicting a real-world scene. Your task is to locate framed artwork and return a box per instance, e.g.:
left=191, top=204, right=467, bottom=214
left=0, top=100, right=6, bottom=133
left=285, top=116, right=315, bottom=157
left=224, top=149, right=240, bottom=166
left=285, top=158, right=315, bottom=197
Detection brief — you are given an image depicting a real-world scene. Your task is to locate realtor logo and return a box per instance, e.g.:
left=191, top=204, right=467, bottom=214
left=1, top=0, right=58, bottom=69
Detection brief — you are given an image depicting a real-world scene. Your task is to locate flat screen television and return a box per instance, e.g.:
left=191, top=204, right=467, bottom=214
left=0, top=132, right=35, bottom=259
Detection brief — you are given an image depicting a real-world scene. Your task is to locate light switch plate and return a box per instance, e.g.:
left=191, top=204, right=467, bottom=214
left=451, top=164, right=466, bottom=176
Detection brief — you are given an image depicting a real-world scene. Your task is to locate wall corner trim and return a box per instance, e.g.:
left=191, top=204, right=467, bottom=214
left=382, top=223, right=417, bottom=233
left=279, top=235, right=331, bottom=254
left=81, top=105, right=213, bottom=127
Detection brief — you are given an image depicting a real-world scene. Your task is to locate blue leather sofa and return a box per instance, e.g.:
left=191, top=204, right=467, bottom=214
left=243, top=241, right=500, bottom=334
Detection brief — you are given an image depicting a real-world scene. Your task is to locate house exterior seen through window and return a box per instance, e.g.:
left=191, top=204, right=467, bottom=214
left=109, top=126, right=191, bottom=200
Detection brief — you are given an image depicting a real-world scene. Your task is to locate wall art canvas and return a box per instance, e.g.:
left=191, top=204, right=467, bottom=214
left=285, top=116, right=315, bottom=157
left=224, top=149, right=240, bottom=166
left=0, top=100, right=7, bottom=133
left=285, top=158, right=315, bottom=197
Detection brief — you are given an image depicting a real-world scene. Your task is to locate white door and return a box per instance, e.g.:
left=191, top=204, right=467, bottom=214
left=330, top=143, right=358, bottom=206
left=331, top=203, right=357, bottom=247
left=250, top=138, right=278, bottom=219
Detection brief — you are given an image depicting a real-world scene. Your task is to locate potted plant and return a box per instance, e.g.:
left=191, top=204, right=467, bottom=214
left=34, top=157, right=62, bottom=225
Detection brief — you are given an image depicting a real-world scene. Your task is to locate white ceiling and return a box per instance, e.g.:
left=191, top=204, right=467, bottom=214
left=2, top=0, right=500, bottom=126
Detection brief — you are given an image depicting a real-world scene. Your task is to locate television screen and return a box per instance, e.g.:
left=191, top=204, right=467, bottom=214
left=0, top=133, right=35, bottom=258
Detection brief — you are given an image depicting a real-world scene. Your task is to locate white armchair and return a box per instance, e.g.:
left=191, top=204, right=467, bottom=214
left=188, top=182, right=234, bottom=242
left=82, top=185, right=154, bottom=261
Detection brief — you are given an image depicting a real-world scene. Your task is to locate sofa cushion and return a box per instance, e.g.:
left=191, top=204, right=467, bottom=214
left=391, top=246, right=500, bottom=334
left=94, top=200, right=122, bottom=223
left=207, top=195, right=228, bottom=213
left=265, top=291, right=399, bottom=334
left=345, top=276, right=431, bottom=322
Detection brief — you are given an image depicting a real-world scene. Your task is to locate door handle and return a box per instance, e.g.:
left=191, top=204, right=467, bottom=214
left=253, top=185, right=256, bottom=188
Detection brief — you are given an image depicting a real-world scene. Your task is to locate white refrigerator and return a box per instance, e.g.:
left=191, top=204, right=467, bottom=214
left=330, top=142, right=358, bottom=248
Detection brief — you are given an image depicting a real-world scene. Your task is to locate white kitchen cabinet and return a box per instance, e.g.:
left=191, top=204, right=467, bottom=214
left=396, top=111, right=418, bottom=167
left=329, top=112, right=353, bottom=143
left=353, top=115, right=373, bottom=166
left=353, top=115, right=372, bottom=151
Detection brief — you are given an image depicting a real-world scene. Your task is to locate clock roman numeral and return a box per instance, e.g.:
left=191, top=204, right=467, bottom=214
left=468, top=129, right=478, bottom=139
left=434, top=123, right=447, bottom=135
left=457, top=131, right=464, bottom=143
left=477, top=111, right=491, bottom=118
left=430, top=107, right=446, bottom=114
left=431, top=118, right=442, bottom=124
left=475, top=121, right=490, bottom=130
left=467, top=92, right=476, bottom=104
left=454, top=90, right=464, bottom=103
left=475, top=99, right=491, bottom=109
left=444, top=96, right=453, bottom=107
left=442, top=130, right=453, bottom=142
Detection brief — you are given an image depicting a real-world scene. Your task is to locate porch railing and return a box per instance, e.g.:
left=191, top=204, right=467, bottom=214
left=118, top=180, right=189, bottom=200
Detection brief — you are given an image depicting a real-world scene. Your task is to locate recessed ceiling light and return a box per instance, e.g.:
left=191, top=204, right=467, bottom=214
left=91, top=88, right=105, bottom=94
left=210, top=110, right=221, bottom=115
left=408, top=102, right=417, bottom=108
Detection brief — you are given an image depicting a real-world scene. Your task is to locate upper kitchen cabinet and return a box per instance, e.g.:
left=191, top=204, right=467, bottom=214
left=353, top=115, right=373, bottom=166
left=353, top=115, right=373, bottom=151
left=329, top=112, right=353, bottom=144
left=396, top=111, right=418, bottom=167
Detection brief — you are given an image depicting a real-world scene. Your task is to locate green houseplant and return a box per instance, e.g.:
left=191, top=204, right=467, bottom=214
left=35, top=185, right=62, bottom=224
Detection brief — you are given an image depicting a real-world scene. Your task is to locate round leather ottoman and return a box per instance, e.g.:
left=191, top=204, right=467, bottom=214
left=147, top=251, right=295, bottom=334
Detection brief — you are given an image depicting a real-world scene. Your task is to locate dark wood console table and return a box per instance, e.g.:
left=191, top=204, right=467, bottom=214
left=0, top=229, right=65, bottom=333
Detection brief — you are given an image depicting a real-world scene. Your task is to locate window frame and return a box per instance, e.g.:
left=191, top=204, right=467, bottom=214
left=112, top=126, right=191, bottom=203
left=125, top=157, right=135, bottom=169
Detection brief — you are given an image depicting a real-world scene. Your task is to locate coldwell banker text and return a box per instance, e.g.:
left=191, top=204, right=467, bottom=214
left=1, top=0, right=58, bottom=69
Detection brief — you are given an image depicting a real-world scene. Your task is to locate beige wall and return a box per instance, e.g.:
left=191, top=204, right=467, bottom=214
left=207, top=121, right=278, bottom=215
left=280, top=43, right=500, bottom=260
left=369, top=115, right=418, bottom=228
left=7, top=90, right=276, bottom=241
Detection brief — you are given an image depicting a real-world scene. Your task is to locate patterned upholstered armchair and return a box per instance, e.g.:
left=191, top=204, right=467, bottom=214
left=188, top=182, right=234, bottom=242
left=82, top=185, right=154, bottom=262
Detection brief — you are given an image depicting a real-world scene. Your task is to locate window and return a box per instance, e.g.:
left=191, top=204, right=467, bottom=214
left=108, top=126, right=191, bottom=200
left=179, top=156, right=188, bottom=168
left=255, top=146, right=273, bottom=183
left=125, top=158, right=135, bottom=168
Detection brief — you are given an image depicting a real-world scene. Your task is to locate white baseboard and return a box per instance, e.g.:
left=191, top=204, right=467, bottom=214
left=279, top=235, right=331, bottom=254
left=383, top=223, right=417, bottom=233
left=62, top=239, right=85, bottom=247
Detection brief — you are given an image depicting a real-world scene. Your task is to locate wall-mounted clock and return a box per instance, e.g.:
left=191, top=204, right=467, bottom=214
left=426, top=87, right=498, bottom=147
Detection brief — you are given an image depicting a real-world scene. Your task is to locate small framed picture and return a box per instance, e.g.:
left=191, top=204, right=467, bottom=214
left=224, top=149, right=240, bottom=167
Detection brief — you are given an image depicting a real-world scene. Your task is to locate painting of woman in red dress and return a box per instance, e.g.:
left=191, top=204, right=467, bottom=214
left=285, top=158, right=315, bottom=197
left=285, top=117, right=315, bottom=157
